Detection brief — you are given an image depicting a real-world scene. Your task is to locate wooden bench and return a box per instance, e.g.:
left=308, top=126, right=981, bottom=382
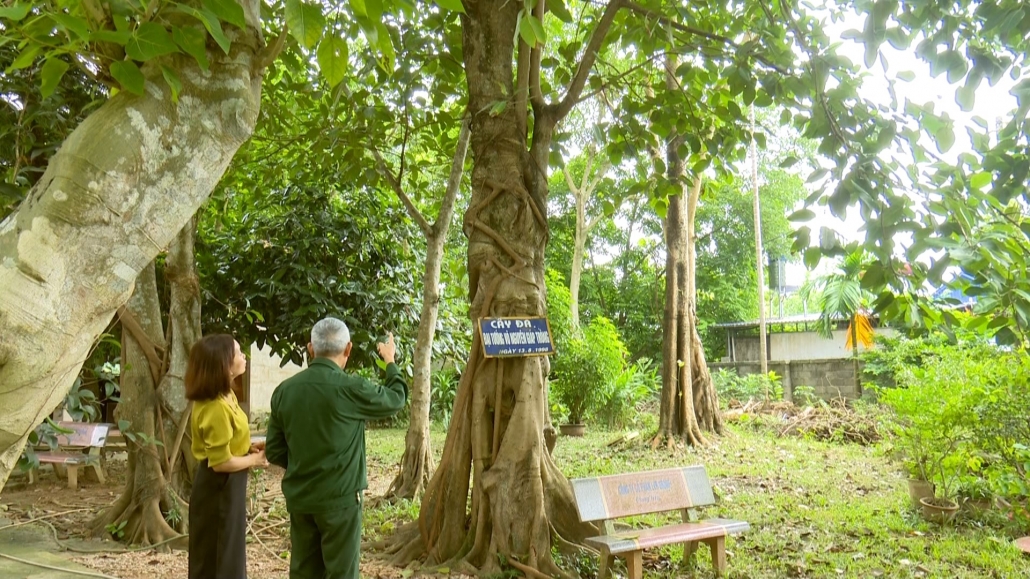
left=571, top=465, right=749, bottom=578
left=31, top=422, right=109, bottom=490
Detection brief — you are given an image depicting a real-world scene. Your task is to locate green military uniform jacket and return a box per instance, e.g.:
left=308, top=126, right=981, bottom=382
left=265, top=358, right=408, bottom=514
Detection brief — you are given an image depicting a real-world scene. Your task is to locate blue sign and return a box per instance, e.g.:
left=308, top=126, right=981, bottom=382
left=479, top=317, right=555, bottom=358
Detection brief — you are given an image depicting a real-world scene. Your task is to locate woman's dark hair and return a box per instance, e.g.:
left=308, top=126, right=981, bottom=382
left=185, top=334, right=235, bottom=401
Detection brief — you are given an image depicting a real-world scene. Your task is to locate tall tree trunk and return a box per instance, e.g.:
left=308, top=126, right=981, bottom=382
left=654, top=53, right=722, bottom=447
left=159, top=217, right=202, bottom=496
left=0, top=5, right=268, bottom=489
left=387, top=120, right=472, bottom=501
left=91, top=263, right=184, bottom=545
left=381, top=1, right=608, bottom=574
left=563, top=151, right=607, bottom=329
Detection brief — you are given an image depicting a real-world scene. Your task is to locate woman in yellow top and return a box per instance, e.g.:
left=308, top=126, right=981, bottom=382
left=185, top=334, right=268, bottom=579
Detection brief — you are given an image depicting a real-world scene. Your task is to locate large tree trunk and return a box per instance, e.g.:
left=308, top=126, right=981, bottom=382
left=387, top=120, right=472, bottom=501
left=382, top=1, right=599, bottom=574
left=655, top=52, right=722, bottom=446
left=0, top=5, right=267, bottom=489
left=91, top=263, right=184, bottom=546
left=159, top=217, right=202, bottom=496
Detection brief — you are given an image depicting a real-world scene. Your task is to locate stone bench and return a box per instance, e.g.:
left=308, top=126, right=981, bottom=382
left=571, top=465, right=749, bottom=578
left=31, top=422, right=109, bottom=490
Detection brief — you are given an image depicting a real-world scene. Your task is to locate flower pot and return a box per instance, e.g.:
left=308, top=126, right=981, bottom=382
left=919, top=497, right=959, bottom=524
left=907, top=478, right=935, bottom=509
left=559, top=423, right=586, bottom=437
left=960, top=497, right=993, bottom=514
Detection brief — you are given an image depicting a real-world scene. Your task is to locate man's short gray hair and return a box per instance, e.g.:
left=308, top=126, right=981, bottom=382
left=311, top=317, right=351, bottom=358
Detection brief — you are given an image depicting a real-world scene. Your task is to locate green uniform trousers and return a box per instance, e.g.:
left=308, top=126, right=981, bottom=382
left=289, top=492, right=362, bottom=579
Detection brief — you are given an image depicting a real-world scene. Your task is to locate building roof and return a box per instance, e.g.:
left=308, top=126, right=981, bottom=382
left=712, top=313, right=836, bottom=330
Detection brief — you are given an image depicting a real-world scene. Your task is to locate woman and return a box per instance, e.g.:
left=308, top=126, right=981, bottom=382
left=185, top=334, right=268, bottom=579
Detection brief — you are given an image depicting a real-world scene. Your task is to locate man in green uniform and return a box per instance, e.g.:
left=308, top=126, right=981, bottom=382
left=265, top=317, right=408, bottom=579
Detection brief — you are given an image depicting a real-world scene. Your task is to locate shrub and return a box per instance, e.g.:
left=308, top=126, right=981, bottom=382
left=593, top=358, right=660, bottom=429
left=712, top=369, right=783, bottom=406
left=430, top=367, right=461, bottom=426
left=551, top=316, right=627, bottom=424
left=877, top=340, right=1030, bottom=519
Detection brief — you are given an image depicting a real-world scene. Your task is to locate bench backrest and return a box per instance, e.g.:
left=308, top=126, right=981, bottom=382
left=56, top=422, right=110, bottom=448
left=571, top=465, right=716, bottom=522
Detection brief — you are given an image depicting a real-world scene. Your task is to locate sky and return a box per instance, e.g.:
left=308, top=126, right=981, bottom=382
left=784, top=13, right=1020, bottom=286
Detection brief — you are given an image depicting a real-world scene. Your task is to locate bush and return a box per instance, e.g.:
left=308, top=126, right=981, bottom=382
left=877, top=339, right=1030, bottom=523
left=594, top=358, right=660, bottom=430
left=551, top=316, right=627, bottom=424
left=712, top=369, right=783, bottom=406
left=430, top=367, right=461, bottom=426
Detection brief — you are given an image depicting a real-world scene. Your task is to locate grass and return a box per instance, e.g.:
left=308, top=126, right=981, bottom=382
left=363, top=422, right=1030, bottom=578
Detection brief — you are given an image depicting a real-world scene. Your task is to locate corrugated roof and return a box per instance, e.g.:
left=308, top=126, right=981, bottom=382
left=711, top=313, right=846, bottom=329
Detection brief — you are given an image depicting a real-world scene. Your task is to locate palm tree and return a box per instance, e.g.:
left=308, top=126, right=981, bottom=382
left=801, top=250, right=874, bottom=395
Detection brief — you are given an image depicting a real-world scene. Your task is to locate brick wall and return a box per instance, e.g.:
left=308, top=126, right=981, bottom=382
left=710, top=358, right=862, bottom=402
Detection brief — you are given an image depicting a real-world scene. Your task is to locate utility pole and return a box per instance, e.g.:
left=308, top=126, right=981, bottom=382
left=751, top=104, right=768, bottom=374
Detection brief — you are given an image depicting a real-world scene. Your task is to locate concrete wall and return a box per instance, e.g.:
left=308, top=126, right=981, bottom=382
left=710, top=357, right=862, bottom=402
left=731, top=328, right=896, bottom=362
left=249, top=344, right=305, bottom=413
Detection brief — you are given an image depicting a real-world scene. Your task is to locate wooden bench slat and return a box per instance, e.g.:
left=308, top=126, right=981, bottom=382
left=585, top=519, right=749, bottom=554
left=572, top=465, right=716, bottom=521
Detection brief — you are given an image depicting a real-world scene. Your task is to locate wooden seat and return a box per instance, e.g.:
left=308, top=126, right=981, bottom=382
left=572, top=465, right=749, bottom=578
left=32, top=422, right=110, bottom=490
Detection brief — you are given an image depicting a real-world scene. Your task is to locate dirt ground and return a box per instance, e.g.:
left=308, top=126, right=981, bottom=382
left=0, top=453, right=422, bottom=579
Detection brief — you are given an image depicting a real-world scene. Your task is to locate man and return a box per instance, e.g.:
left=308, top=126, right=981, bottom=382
left=265, top=317, right=408, bottom=579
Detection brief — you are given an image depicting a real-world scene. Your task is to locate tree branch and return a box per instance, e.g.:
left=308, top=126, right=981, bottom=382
left=529, top=0, right=546, bottom=109
left=515, top=38, right=531, bottom=140
left=431, top=115, right=472, bottom=237
left=623, top=0, right=791, bottom=75
left=371, top=148, right=433, bottom=238
left=556, top=0, right=624, bottom=121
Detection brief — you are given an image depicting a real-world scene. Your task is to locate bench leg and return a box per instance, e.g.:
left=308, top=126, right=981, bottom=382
left=53, top=464, right=67, bottom=479
left=684, top=540, right=699, bottom=568
left=626, top=550, right=643, bottom=579
left=91, top=463, right=105, bottom=484
left=704, top=536, right=727, bottom=577
left=598, top=547, right=615, bottom=579
left=66, top=465, right=78, bottom=490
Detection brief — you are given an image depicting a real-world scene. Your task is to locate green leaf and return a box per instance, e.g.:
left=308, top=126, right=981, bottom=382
left=39, top=57, right=69, bottom=99
left=110, top=60, right=146, bottom=96
left=350, top=0, right=368, bottom=17
left=896, top=70, right=915, bottom=82
left=527, top=15, right=546, bottom=45
left=969, top=172, right=992, bottom=190
left=316, top=36, right=348, bottom=88
left=285, top=0, right=325, bottom=49
left=518, top=13, right=537, bottom=47
left=0, top=3, right=30, bottom=21
left=956, top=84, right=975, bottom=111
left=788, top=208, right=816, bottom=222
left=8, top=45, right=41, bottom=72
left=177, top=6, right=232, bottom=54
left=547, top=0, right=573, bottom=22
left=173, top=25, right=210, bottom=70
left=161, top=65, right=183, bottom=102
left=126, top=23, right=179, bottom=61
left=203, top=0, right=247, bottom=29
left=860, top=262, right=884, bottom=290
left=804, top=247, right=822, bottom=269
left=934, top=125, right=955, bottom=153
left=435, top=0, right=465, bottom=14
left=90, top=29, right=132, bottom=45
left=50, top=13, right=90, bottom=41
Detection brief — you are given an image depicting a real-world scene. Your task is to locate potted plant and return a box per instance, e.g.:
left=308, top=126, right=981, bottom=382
left=895, top=429, right=935, bottom=510
left=917, top=420, right=967, bottom=524
left=550, top=318, right=626, bottom=437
